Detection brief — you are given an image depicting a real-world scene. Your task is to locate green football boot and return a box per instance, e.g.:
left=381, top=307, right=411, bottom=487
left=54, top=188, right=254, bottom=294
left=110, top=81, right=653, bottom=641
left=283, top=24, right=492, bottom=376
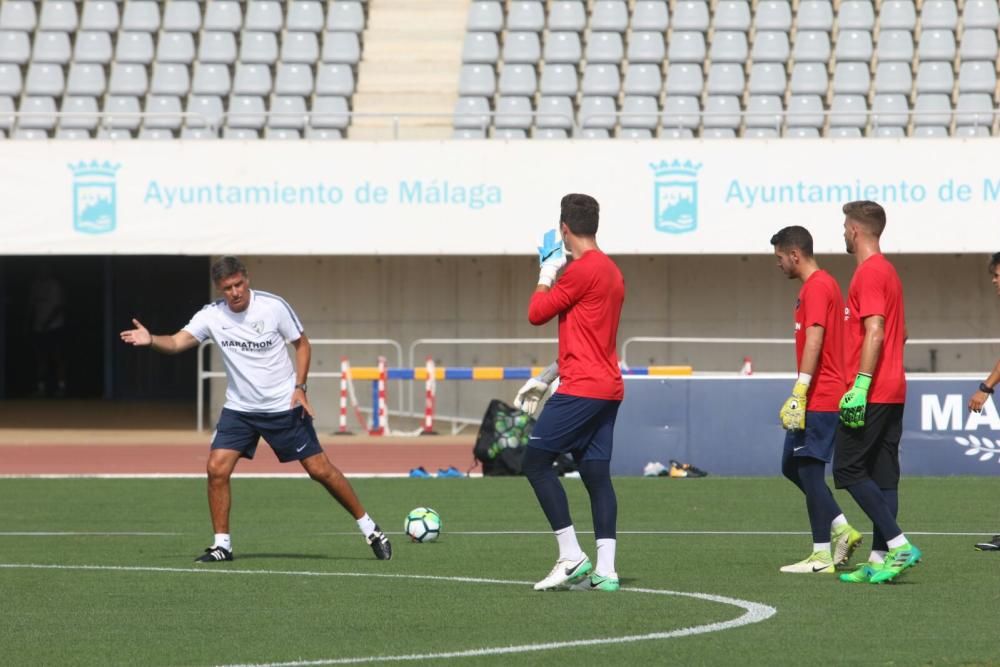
left=571, top=573, right=620, bottom=592
left=839, top=561, right=882, bottom=584
left=869, top=543, right=922, bottom=584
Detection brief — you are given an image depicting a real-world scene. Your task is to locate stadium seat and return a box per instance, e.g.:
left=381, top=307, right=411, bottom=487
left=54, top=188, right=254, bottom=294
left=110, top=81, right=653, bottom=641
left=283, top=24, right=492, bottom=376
left=304, top=128, right=343, bottom=140
left=955, top=93, right=993, bottom=126
left=912, top=93, right=952, bottom=127
left=954, top=125, right=991, bottom=137
left=203, top=1, right=242, bottom=32
left=493, top=128, right=527, bottom=139
left=870, top=126, right=905, bottom=138
left=581, top=64, right=620, bottom=96
left=275, top=64, right=313, bottom=96
left=958, top=61, right=996, bottom=94
left=116, top=32, right=154, bottom=64
left=535, top=95, right=575, bottom=129
left=754, top=1, right=792, bottom=31
left=960, top=30, right=999, bottom=61
left=792, top=32, right=831, bottom=63
left=97, top=128, right=133, bottom=140
left=467, top=2, right=504, bottom=32
left=796, top=1, right=834, bottom=32
left=288, top=1, right=325, bottom=32
left=200, top=32, right=238, bottom=64
left=455, top=128, right=486, bottom=139
left=13, top=128, right=50, bottom=139
left=315, top=65, right=355, bottom=96
left=838, top=1, right=875, bottom=31
left=748, top=63, right=786, bottom=96
left=74, top=31, right=113, bottom=64
left=494, top=95, right=533, bottom=130
left=322, top=32, right=361, bottom=65
left=103, top=95, right=142, bottom=129
left=179, top=128, right=218, bottom=140
left=623, top=64, right=662, bottom=96
left=665, top=64, right=704, bottom=96
left=591, top=1, right=629, bottom=32
left=498, top=64, right=537, bottom=96
left=918, top=30, right=956, bottom=61
left=835, top=30, right=873, bottom=62
left=533, top=127, right=567, bottom=139
left=268, top=96, right=308, bottom=129
left=311, top=96, right=350, bottom=130
left=920, top=1, right=958, bottom=30
left=232, top=64, right=272, bottom=96
left=618, top=128, right=653, bottom=139
left=671, top=2, right=709, bottom=32
left=18, top=95, right=57, bottom=129
left=158, top=32, right=196, bottom=64
left=871, top=94, right=909, bottom=130
left=227, top=96, right=267, bottom=129
left=962, top=0, right=1000, bottom=29
left=620, top=95, right=658, bottom=130
left=703, top=127, right=737, bottom=139
left=0, top=2, right=37, bottom=31
left=458, top=65, right=496, bottom=97
left=829, top=94, right=868, bottom=131
left=707, top=64, right=746, bottom=96
left=507, top=2, right=545, bottom=32
left=66, top=64, right=106, bottom=96
left=55, top=128, right=92, bottom=139
left=828, top=126, right=861, bottom=137
left=150, top=64, right=190, bottom=96
left=784, top=127, right=821, bottom=138
left=628, top=31, right=666, bottom=63
left=912, top=126, right=948, bottom=137
left=503, top=33, right=540, bottom=64
left=262, top=128, right=299, bottom=140
left=661, top=96, right=700, bottom=131
left=586, top=33, right=624, bottom=64
left=745, top=95, right=783, bottom=130
left=109, top=64, right=147, bottom=96
left=244, top=1, right=283, bottom=32
left=327, top=3, right=365, bottom=32
left=873, top=62, right=912, bottom=95
left=186, top=95, right=225, bottom=129
left=39, top=2, right=78, bottom=31
left=463, top=33, right=499, bottom=64
left=138, top=128, right=176, bottom=140
left=714, top=1, right=751, bottom=32
left=24, top=63, right=64, bottom=96
left=241, top=32, right=279, bottom=64
left=786, top=95, right=824, bottom=129
left=660, top=127, right=695, bottom=139
left=833, top=62, right=871, bottom=96
left=0, top=95, right=12, bottom=131
left=453, top=96, right=491, bottom=130
left=578, top=96, right=617, bottom=129
left=0, top=30, right=30, bottom=64
left=745, top=127, right=779, bottom=138
left=789, top=63, right=828, bottom=96
left=162, top=2, right=201, bottom=32
left=548, top=2, right=586, bottom=32
left=543, top=32, right=582, bottom=63
left=711, top=31, right=748, bottom=63
left=915, top=62, right=954, bottom=95
left=223, top=128, right=260, bottom=140
left=668, top=32, right=706, bottom=63
left=876, top=31, right=914, bottom=63
left=59, top=95, right=99, bottom=130
left=32, top=31, right=72, bottom=64
left=879, top=1, right=916, bottom=31
left=631, top=1, right=669, bottom=32
left=539, top=64, right=577, bottom=96
left=79, top=5, right=118, bottom=36
left=143, top=95, right=183, bottom=130
left=750, top=32, right=787, bottom=63
left=702, top=95, right=741, bottom=131
left=191, top=64, right=232, bottom=96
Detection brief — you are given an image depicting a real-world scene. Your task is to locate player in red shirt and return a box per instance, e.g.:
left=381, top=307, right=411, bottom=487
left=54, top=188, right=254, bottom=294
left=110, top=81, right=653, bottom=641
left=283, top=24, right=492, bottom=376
left=834, top=201, right=922, bottom=584
left=513, top=194, right=625, bottom=592
left=771, top=226, right=862, bottom=574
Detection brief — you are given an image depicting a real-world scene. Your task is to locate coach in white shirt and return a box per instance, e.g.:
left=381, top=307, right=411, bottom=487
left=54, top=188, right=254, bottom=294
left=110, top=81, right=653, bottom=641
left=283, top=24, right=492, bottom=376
left=120, top=256, right=391, bottom=562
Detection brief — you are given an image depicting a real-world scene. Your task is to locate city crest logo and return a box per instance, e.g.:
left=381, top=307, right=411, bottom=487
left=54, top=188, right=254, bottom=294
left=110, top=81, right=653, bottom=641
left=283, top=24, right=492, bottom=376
left=69, top=160, right=121, bottom=234
left=651, top=159, right=702, bottom=234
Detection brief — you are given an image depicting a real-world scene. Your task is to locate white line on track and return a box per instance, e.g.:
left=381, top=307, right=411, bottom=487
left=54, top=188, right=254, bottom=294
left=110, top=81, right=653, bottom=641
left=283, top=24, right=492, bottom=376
left=0, top=563, right=777, bottom=666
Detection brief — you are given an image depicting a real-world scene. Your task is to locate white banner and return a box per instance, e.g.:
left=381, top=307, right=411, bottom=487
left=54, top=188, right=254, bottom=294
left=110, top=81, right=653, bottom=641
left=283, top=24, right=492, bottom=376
left=2, top=140, right=998, bottom=255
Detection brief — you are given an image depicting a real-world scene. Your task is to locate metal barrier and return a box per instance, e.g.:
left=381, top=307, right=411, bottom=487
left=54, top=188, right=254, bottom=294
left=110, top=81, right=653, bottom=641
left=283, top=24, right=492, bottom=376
left=407, top=338, right=558, bottom=412
left=196, top=337, right=402, bottom=431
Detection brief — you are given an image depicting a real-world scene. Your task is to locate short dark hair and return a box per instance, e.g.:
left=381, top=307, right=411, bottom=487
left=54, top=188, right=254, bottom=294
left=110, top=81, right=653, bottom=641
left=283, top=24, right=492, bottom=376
left=843, top=200, right=887, bottom=237
left=989, top=252, right=1000, bottom=273
left=210, top=256, right=247, bottom=284
left=560, top=193, right=599, bottom=236
left=770, top=226, right=814, bottom=256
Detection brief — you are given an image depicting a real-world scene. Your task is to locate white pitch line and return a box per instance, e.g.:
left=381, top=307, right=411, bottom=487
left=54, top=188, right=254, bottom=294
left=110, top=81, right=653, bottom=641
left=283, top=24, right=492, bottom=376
left=0, top=529, right=993, bottom=537
left=0, top=563, right=776, bottom=666
left=0, top=531, right=181, bottom=537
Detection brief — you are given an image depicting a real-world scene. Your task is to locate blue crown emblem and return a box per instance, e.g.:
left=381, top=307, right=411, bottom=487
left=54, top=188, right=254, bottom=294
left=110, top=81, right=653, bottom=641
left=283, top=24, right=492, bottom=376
left=651, top=158, right=701, bottom=235
left=69, top=160, right=121, bottom=235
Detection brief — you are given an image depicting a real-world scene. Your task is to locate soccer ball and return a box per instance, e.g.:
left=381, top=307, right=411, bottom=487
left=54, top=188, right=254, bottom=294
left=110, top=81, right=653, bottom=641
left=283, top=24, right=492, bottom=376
left=404, top=507, right=441, bottom=543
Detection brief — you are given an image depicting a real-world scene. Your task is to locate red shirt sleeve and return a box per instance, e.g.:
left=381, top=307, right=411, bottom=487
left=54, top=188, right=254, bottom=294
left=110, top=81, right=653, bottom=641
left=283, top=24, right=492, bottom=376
left=528, top=261, right=589, bottom=325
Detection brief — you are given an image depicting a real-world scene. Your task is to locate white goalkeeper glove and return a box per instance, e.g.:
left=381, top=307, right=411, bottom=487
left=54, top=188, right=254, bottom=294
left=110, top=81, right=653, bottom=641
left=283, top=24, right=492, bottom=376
left=514, top=362, right=560, bottom=415
left=537, top=228, right=566, bottom=287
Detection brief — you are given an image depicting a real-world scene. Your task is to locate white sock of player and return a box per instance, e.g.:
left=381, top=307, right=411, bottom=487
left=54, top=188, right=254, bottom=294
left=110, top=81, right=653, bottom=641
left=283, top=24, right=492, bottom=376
left=886, top=533, right=909, bottom=549
left=595, top=538, right=617, bottom=576
left=831, top=514, right=848, bottom=529
left=869, top=550, right=887, bottom=564
left=356, top=513, right=377, bottom=536
left=814, top=542, right=831, bottom=554
left=555, top=526, right=584, bottom=562
left=214, top=533, right=231, bottom=551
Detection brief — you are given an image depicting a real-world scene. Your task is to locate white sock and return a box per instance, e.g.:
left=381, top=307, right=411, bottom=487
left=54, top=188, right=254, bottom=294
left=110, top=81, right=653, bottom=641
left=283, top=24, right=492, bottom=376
left=813, top=542, right=831, bottom=554
left=886, top=533, right=908, bottom=549
left=595, top=538, right=617, bottom=576
left=356, top=513, right=377, bottom=536
left=869, top=550, right=887, bottom=564
left=831, top=514, right=848, bottom=529
left=555, top=526, right=584, bottom=561
left=214, top=533, right=231, bottom=551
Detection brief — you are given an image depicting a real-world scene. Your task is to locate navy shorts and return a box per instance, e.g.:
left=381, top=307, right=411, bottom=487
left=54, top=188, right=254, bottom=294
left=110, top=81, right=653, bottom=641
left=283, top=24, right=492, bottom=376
left=529, top=393, right=621, bottom=463
left=211, top=406, right=324, bottom=463
left=782, top=411, right=839, bottom=463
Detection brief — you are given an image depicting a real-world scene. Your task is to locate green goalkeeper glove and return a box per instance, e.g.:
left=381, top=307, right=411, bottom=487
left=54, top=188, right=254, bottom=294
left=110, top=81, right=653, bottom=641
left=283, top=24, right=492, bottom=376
left=779, top=379, right=809, bottom=430
left=839, top=373, right=872, bottom=428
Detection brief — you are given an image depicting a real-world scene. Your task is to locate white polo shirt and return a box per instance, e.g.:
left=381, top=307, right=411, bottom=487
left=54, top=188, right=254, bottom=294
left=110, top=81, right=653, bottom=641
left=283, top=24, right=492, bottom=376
left=184, top=289, right=304, bottom=413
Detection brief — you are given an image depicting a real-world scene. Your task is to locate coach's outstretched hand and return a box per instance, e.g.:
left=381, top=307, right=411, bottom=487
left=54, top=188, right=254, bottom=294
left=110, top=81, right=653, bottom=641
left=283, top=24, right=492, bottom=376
left=537, top=229, right=566, bottom=287
left=839, top=373, right=872, bottom=428
left=120, top=318, right=152, bottom=346
left=779, top=381, right=808, bottom=430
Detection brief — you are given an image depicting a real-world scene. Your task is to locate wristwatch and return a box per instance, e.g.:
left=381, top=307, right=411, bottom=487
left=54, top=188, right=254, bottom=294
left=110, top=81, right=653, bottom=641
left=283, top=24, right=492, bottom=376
left=979, top=382, right=994, bottom=394
left=295, top=383, right=308, bottom=392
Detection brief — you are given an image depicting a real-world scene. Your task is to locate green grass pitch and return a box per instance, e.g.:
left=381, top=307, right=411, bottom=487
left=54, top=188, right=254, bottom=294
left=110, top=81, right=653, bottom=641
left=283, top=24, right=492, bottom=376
left=1, top=476, right=998, bottom=666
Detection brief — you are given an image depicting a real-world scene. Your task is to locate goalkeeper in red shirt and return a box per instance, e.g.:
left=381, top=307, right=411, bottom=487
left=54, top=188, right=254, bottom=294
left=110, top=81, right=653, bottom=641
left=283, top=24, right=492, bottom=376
left=513, top=193, right=625, bottom=592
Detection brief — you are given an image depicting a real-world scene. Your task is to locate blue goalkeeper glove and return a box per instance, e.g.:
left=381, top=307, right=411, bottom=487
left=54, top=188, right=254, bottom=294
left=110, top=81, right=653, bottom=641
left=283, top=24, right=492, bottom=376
left=537, top=229, right=566, bottom=287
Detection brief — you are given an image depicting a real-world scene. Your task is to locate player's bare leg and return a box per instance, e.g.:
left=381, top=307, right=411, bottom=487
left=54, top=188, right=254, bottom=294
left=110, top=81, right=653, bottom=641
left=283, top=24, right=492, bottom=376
left=196, top=448, right=241, bottom=562
left=300, top=453, right=392, bottom=560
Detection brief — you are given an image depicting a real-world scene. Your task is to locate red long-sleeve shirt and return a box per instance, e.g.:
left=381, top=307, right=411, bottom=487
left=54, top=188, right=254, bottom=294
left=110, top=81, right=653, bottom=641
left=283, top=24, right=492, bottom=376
left=528, top=249, right=625, bottom=401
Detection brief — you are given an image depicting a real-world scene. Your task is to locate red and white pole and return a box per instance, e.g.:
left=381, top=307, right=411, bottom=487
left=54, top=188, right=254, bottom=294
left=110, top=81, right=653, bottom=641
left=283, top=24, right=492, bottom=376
left=369, top=356, right=387, bottom=436
left=420, top=356, right=438, bottom=435
left=335, top=356, right=352, bottom=435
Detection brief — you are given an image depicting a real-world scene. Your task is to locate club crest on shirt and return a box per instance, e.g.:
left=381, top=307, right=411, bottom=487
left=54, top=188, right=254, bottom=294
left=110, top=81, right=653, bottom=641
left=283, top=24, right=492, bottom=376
left=795, top=298, right=801, bottom=310
left=248, top=320, right=264, bottom=334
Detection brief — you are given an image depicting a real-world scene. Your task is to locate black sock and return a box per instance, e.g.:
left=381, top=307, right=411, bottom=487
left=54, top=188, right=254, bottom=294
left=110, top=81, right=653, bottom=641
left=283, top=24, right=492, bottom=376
left=847, top=479, right=902, bottom=547
left=796, top=459, right=842, bottom=544
left=871, top=487, right=899, bottom=552
left=522, top=447, right=572, bottom=531
left=579, top=460, right=617, bottom=540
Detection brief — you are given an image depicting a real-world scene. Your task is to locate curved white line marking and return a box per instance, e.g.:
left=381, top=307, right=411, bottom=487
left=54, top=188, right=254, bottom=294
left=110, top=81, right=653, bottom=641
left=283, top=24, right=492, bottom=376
left=0, top=563, right=776, bottom=666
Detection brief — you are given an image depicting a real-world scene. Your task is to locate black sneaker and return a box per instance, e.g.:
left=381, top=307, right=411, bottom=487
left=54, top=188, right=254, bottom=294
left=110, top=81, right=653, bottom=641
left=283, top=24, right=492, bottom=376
left=974, top=535, right=1000, bottom=551
left=195, top=545, right=233, bottom=562
left=367, top=526, right=392, bottom=560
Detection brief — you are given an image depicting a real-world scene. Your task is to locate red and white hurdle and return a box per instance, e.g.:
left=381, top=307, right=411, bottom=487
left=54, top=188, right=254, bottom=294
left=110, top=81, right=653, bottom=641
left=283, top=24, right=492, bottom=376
left=420, top=356, right=438, bottom=435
